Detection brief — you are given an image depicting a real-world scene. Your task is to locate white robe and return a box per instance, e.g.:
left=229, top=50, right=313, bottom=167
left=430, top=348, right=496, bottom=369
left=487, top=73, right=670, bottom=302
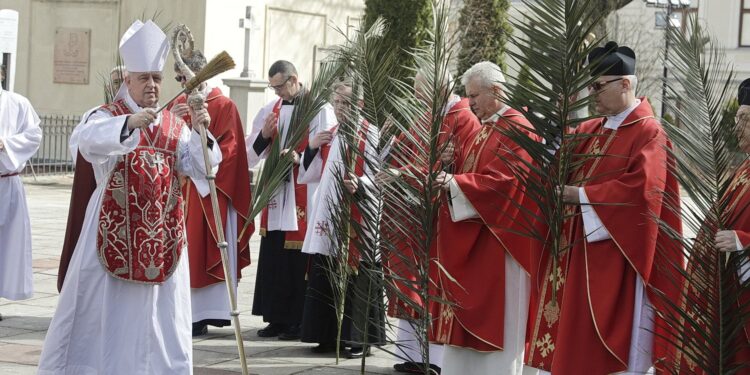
left=0, top=89, right=41, bottom=301
left=245, top=97, right=337, bottom=232
left=297, top=121, right=379, bottom=256
left=38, top=91, right=222, bottom=375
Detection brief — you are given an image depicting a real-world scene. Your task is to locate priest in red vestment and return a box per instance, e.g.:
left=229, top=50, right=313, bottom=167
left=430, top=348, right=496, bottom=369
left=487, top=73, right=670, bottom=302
left=525, top=41, right=683, bottom=375
left=432, top=61, right=538, bottom=375
left=380, top=71, right=480, bottom=374
left=169, top=50, right=253, bottom=336
left=671, top=79, right=750, bottom=374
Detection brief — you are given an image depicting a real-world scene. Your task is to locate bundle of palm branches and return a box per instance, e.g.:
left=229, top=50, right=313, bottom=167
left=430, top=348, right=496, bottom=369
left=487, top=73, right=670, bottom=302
left=317, top=2, right=460, bottom=372
left=650, top=16, right=750, bottom=374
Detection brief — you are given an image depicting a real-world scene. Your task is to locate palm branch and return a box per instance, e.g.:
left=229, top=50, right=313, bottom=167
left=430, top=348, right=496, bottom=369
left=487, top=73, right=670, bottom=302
left=237, top=60, right=344, bottom=240
left=500, top=0, right=608, bottom=301
left=649, top=16, right=750, bottom=374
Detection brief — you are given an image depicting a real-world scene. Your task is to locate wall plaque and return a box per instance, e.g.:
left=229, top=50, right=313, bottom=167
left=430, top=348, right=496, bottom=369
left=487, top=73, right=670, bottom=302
left=53, top=28, right=90, bottom=84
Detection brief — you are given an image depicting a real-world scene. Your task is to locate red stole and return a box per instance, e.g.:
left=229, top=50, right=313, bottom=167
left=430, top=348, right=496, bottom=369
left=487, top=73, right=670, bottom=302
left=58, top=151, right=97, bottom=292
left=97, top=100, right=185, bottom=283
left=433, top=108, right=537, bottom=351
left=526, top=98, right=683, bottom=374
left=258, top=99, right=309, bottom=249
left=384, top=98, right=481, bottom=320
left=182, top=87, right=254, bottom=288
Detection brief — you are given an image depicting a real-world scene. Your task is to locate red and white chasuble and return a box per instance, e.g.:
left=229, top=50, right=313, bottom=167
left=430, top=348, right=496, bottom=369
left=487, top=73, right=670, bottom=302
left=525, top=98, right=683, bottom=374
left=97, top=100, right=185, bottom=284
left=384, top=96, right=481, bottom=320
left=171, top=87, right=253, bottom=288
left=434, top=108, right=538, bottom=356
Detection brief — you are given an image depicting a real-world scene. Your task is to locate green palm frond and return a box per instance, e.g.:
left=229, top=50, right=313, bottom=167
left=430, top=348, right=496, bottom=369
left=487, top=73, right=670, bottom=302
left=499, top=0, right=608, bottom=295
left=650, top=16, right=750, bottom=375
left=244, top=60, right=344, bottom=226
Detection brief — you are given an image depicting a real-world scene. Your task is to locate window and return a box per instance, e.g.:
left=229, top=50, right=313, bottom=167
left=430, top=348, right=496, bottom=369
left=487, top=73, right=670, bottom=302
left=741, top=0, right=750, bottom=46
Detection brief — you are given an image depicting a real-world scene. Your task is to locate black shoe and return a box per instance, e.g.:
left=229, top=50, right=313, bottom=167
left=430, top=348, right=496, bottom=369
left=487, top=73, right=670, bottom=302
left=344, top=346, right=370, bottom=359
left=257, top=323, right=284, bottom=338
left=310, top=342, right=337, bottom=354
left=277, top=324, right=301, bottom=341
left=192, top=322, right=208, bottom=337
left=393, top=361, right=441, bottom=374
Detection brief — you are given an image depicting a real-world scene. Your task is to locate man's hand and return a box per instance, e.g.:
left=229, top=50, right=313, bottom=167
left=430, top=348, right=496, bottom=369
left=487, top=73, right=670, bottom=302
left=261, top=112, right=278, bottom=139
left=716, top=230, right=741, bottom=252
left=375, top=168, right=400, bottom=186
left=560, top=185, right=580, bottom=204
left=170, top=103, right=190, bottom=119
left=433, top=171, right=453, bottom=191
left=189, top=103, right=210, bottom=131
left=128, top=109, right=157, bottom=131
left=440, top=142, right=455, bottom=165
left=343, top=173, right=359, bottom=194
left=310, top=130, right=333, bottom=149
left=281, top=148, right=300, bottom=165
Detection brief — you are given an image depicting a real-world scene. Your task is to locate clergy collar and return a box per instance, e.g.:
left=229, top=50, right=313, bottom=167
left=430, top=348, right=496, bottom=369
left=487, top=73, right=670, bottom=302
left=282, top=84, right=304, bottom=105
left=482, top=105, right=510, bottom=124
left=604, top=99, right=640, bottom=130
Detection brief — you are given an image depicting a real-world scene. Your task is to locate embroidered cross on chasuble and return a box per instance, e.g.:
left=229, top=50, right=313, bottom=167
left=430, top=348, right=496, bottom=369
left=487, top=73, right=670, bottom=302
left=96, top=100, right=186, bottom=284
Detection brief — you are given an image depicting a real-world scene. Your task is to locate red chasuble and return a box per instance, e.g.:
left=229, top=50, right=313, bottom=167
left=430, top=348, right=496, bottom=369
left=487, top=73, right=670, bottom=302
left=172, top=88, right=254, bottom=288
left=257, top=99, right=310, bottom=249
left=671, top=159, right=750, bottom=374
left=57, top=152, right=97, bottom=292
left=96, top=100, right=186, bottom=284
left=525, top=98, right=683, bottom=374
left=433, top=108, right=537, bottom=351
left=384, top=97, right=481, bottom=319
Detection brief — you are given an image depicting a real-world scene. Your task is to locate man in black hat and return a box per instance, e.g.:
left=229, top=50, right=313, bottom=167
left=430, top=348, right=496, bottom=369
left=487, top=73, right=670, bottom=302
left=525, top=41, right=683, bottom=374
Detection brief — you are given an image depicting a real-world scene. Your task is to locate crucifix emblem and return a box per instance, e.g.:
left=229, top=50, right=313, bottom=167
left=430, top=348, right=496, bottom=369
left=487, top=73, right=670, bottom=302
left=314, top=221, right=330, bottom=236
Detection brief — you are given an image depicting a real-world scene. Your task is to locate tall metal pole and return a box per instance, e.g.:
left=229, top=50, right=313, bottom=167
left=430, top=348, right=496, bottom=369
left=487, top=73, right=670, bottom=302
left=660, top=2, right=672, bottom=118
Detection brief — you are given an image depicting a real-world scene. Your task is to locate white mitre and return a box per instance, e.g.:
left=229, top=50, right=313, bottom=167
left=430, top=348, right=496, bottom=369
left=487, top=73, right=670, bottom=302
left=119, top=20, right=169, bottom=73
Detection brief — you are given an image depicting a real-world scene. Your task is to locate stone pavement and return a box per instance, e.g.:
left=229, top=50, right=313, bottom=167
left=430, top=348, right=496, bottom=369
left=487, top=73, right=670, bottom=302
left=0, top=176, right=400, bottom=375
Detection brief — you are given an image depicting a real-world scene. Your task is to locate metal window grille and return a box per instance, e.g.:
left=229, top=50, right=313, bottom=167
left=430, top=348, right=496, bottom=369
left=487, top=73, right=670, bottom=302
left=23, top=114, right=80, bottom=177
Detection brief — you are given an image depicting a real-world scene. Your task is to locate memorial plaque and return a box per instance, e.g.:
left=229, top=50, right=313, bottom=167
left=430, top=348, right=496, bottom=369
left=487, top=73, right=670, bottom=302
left=53, top=28, right=90, bottom=84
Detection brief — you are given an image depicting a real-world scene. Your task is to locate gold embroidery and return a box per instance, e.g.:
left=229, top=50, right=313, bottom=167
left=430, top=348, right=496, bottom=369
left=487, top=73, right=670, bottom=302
left=535, top=333, right=555, bottom=358
left=296, top=206, right=305, bottom=220
left=474, top=127, right=490, bottom=146
left=548, top=265, right=565, bottom=290
left=543, top=300, right=560, bottom=327
left=462, top=152, right=477, bottom=173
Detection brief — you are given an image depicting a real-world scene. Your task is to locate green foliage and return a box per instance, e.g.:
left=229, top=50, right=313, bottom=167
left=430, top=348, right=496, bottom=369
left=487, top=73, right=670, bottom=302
left=363, top=0, right=432, bottom=81
left=455, top=0, right=512, bottom=94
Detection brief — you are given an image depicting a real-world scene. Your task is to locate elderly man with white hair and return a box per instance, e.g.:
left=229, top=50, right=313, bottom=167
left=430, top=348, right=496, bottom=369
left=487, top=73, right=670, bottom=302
left=38, top=20, right=221, bottom=375
left=430, top=60, right=539, bottom=375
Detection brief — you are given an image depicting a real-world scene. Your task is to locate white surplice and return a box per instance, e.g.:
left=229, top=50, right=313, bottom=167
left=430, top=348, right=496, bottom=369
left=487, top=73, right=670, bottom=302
left=0, top=89, right=41, bottom=301
left=245, top=97, right=337, bottom=232
left=38, top=91, right=221, bottom=375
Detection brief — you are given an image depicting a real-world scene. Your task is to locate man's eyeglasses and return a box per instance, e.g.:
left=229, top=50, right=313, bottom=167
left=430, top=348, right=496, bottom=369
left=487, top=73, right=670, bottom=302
left=268, top=76, right=291, bottom=91
left=175, top=75, right=186, bottom=83
left=589, top=77, right=623, bottom=91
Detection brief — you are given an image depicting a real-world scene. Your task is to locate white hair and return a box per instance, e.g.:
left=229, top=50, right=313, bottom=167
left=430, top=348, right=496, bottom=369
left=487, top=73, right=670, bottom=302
left=624, top=75, right=637, bottom=93
left=461, top=61, right=506, bottom=89
left=415, top=69, right=454, bottom=87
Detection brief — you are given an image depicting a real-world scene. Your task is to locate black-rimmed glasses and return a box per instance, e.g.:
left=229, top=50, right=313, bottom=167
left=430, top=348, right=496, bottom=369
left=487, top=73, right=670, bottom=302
left=589, top=78, right=623, bottom=91
left=268, top=76, right=291, bottom=90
